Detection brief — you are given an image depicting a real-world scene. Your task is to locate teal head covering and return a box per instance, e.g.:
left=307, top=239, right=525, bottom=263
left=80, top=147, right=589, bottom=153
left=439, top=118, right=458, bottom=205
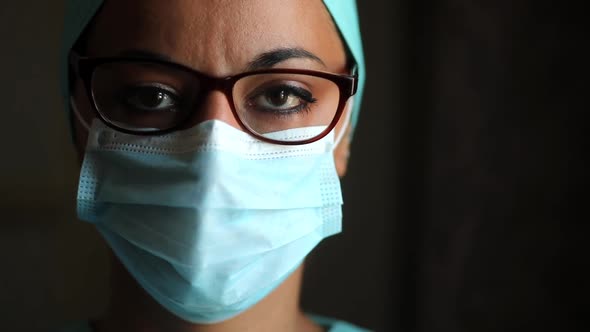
left=59, top=0, right=365, bottom=138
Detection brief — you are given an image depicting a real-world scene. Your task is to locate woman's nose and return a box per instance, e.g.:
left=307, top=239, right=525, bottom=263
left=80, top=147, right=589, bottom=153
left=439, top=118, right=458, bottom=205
left=185, top=90, right=242, bottom=130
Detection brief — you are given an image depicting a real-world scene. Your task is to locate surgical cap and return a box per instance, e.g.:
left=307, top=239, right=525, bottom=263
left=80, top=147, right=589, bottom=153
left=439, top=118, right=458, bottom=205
left=59, top=0, right=365, bottom=137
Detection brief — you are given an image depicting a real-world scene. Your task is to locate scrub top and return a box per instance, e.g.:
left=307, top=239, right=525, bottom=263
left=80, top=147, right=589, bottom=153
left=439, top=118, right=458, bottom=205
left=57, top=314, right=372, bottom=332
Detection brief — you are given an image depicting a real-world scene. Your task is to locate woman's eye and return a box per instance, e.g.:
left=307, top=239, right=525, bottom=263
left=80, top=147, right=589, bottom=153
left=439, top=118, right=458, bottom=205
left=263, top=89, right=298, bottom=108
left=248, top=85, right=317, bottom=114
left=118, top=84, right=179, bottom=112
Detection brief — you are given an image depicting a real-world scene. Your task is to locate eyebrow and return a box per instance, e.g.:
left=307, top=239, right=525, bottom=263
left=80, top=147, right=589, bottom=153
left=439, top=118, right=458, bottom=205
left=116, top=47, right=326, bottom=71
left=246, top=48, right=326, bottom=71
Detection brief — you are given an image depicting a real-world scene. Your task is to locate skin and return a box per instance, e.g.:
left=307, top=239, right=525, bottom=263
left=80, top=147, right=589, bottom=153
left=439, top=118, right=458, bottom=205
left=70, top=1, right=353, bottom=331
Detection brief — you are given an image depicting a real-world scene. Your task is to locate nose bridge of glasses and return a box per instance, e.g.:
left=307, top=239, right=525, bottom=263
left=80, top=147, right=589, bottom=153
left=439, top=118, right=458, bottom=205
left=185, top=85, right=242, bottom=130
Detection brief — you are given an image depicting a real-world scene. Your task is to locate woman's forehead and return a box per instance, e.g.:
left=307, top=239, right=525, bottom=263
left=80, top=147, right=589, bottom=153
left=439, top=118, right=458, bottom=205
left=86, top=0, right=347, bottom=75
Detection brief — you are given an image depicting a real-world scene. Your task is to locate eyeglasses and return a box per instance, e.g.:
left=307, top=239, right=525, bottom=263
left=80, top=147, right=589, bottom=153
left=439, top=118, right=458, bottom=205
left=70, top=52, right=358, bottom=145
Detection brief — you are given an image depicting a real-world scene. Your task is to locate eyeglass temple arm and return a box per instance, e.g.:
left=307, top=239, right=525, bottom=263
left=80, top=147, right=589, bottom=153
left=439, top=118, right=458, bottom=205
left=350, top=64, right=359, bottom=96
left=69, top=51, right=82, bottom=77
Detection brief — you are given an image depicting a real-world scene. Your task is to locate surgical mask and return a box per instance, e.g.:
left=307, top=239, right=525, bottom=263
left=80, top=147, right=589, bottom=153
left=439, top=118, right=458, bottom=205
left=72, top=99, right=348, bottom=323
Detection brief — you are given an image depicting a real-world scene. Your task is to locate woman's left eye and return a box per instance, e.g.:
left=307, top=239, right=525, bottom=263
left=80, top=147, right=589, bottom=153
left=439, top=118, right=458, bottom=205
left=249, top=85, right=317, bottom=114
left=118, top=84, right=179, bottom=113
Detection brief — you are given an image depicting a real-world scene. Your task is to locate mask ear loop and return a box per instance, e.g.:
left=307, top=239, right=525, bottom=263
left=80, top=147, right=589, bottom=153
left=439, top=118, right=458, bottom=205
left=332, top=97, right=353, bottom=151
left=70, top=97, right=90, bottom=131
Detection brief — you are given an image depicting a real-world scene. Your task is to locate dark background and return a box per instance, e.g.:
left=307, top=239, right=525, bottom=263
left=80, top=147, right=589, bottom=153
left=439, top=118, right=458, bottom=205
left=393, top=0, right=587, bottom=331
left=1, top=1, right=586, bottom=331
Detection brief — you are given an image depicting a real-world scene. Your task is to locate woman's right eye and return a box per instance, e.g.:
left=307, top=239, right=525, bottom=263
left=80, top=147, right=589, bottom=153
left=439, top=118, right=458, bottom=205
left=117, top=84, right=180, bottom=113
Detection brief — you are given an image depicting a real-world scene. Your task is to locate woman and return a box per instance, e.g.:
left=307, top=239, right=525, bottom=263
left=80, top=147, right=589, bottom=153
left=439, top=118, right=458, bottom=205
left=59, top=0, right=366, bottom=331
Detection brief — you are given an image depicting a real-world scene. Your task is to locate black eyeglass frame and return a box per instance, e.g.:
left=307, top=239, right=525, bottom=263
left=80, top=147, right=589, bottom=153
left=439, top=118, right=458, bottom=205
left=70, top=52, right=358, bottom=145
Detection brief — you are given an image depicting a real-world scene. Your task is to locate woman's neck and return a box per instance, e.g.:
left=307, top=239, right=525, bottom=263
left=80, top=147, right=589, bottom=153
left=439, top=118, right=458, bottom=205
left=94, top=255, right=323, bottom=332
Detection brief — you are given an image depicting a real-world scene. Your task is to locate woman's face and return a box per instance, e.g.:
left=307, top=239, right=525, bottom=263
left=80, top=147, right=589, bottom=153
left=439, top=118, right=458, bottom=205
left=72, top=0, right=351, bottom=173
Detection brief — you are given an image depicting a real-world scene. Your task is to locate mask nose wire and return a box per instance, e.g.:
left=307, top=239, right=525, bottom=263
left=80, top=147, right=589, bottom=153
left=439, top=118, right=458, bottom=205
left=70, top=97, right=90, bottom=131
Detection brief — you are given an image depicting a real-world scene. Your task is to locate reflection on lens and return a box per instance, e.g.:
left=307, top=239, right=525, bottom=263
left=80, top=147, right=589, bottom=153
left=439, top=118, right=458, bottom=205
left=260, top=125, right=329, bottom=142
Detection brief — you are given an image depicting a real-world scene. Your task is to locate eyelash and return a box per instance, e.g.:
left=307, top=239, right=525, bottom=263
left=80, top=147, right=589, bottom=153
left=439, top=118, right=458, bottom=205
left=269, top=102, right=315, bottom=119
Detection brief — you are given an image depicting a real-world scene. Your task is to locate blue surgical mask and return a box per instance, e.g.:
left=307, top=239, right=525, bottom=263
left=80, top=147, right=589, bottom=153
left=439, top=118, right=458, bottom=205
left=72, top=99, right=347, bottom=323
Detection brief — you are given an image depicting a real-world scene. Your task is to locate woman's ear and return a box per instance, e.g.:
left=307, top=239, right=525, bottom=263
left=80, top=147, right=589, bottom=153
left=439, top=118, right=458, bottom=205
left=334, top=122, right=352, bottom=177
left=333, top=99, right=354, bottom=177
left=71, top=78, right=94, bottom=166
